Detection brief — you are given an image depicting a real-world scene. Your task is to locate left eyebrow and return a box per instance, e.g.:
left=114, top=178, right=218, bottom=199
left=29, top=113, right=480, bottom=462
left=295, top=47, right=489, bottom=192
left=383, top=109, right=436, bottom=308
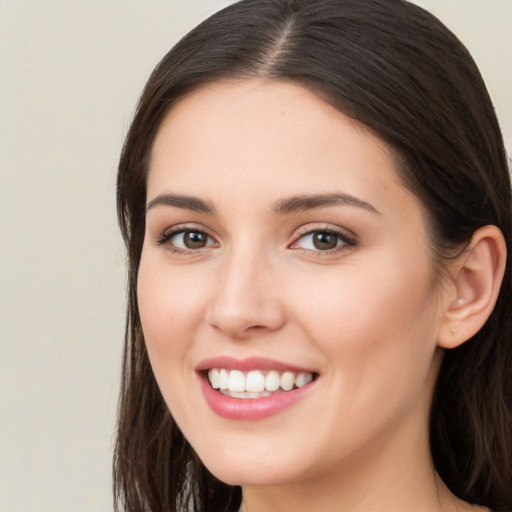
left=145, top=193, right=216, bottom=214
left=272, top=193, right=381, bottom=216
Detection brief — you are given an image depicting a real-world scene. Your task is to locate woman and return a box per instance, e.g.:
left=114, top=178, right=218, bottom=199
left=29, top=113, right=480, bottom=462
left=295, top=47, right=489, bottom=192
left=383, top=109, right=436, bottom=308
left=114, top=0, right=512, bottom=511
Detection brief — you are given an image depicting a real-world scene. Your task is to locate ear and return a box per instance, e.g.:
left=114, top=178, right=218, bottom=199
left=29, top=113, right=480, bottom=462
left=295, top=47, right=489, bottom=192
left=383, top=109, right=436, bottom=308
left=437, top=225, right=507, bottom=349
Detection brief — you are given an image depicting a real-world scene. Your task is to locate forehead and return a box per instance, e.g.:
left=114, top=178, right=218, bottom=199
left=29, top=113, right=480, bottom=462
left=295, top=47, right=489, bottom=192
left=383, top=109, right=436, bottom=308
left=148, top=79, right=411, bottom=216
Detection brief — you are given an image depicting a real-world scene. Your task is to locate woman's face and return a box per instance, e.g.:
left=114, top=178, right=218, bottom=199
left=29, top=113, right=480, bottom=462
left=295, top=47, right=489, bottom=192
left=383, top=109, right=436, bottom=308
left=138, top=80, right=446, bottom=487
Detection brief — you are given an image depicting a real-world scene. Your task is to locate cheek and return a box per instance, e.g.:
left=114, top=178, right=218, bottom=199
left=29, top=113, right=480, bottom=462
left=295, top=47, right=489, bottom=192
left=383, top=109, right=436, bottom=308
left=136, top=254, right=210, bottom=424
left=136, top=253, right=209, bottom=387
left=286, top=258, right=438, bottom=379
left=138, top=253, right=205, bottom=339
left=286, top=262, right=440, bottom=454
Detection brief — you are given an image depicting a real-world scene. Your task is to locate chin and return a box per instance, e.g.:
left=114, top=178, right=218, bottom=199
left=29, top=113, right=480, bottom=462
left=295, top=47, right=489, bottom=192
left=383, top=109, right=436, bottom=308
left=204, top=462, right=297, bottom=487
left=190, top=440, right=302, bottom=487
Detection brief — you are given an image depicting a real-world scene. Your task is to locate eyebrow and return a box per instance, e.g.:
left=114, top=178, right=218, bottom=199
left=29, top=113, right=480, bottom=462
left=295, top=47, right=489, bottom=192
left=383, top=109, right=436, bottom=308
left=145, top=192, right=380, bottom=216
left=146, top=194, right=216, bottom=214
left=272, top=193, right=381, bottom=216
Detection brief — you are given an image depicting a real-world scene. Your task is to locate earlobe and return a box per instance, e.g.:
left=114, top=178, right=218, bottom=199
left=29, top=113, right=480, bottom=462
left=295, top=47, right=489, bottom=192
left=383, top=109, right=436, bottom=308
left=438, top=225, right=507, bottom=349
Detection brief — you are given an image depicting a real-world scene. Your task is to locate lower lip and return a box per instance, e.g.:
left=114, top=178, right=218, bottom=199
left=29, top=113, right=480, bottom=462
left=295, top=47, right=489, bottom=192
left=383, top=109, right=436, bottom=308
left=199, top=375, right=316, bottom=420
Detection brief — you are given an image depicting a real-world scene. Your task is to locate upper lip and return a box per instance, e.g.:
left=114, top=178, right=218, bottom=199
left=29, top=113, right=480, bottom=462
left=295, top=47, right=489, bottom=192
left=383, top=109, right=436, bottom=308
left=195, top=356, right=317, bottom=374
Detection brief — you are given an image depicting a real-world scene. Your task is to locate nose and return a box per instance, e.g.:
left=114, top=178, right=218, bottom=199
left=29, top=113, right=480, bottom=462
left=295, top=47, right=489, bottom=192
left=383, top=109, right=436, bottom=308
left=205, top=248, right=286, bottom=340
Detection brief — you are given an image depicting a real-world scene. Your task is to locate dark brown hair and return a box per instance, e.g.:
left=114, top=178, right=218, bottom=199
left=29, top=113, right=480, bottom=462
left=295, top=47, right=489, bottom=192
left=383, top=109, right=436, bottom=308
left=114, top=1, right=512, bottom=511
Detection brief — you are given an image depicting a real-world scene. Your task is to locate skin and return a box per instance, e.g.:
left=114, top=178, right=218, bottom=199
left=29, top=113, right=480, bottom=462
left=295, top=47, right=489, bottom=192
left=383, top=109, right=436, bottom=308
left=137, top=80, right=489, bottom=512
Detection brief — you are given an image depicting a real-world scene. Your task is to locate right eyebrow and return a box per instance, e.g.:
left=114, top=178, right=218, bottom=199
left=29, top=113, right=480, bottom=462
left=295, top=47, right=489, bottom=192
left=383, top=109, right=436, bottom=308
left=145, top=193, right=216, bottom=214
left=272, top=192, right=381, bottom=216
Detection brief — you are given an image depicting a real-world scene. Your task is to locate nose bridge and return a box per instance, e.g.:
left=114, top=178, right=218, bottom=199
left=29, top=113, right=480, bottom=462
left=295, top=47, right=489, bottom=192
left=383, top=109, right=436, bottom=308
left=206, top=239, right=285, bottom=338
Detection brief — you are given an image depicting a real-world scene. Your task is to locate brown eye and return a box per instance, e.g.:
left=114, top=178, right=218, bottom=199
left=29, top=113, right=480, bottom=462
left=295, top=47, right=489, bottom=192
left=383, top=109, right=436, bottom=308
left=182, top=230, right=209, bottom=249
left=159, top=229, right=216, bottom=251
left=311, top=232, right=339, bottom=250
left=292, top=229, right=356, bottom=253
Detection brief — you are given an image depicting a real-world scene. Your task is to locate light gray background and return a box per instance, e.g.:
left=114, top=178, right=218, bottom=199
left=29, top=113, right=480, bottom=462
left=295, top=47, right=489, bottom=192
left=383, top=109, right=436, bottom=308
left=0, top=2, right=510, bottom=511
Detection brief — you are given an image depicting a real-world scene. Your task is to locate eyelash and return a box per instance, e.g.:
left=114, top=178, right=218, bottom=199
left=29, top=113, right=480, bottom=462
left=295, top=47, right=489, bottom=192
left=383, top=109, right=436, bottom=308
left=290, top=226, right=357, bottom=255
left=156, top=225, right=217, bottom=254
left=156, top=225, right=357, bottom=255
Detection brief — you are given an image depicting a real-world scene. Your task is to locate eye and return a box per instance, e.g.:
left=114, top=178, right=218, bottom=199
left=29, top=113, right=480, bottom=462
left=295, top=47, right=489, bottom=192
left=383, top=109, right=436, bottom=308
left=292, top=229, right=356, bottom=252
left=157, top=228, right=216, bottom=251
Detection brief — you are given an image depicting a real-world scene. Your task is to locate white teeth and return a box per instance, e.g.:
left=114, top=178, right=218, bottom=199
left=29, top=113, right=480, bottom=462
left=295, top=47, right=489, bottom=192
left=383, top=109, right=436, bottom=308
left=209, top=368, right=220, bottom=389
left=228, top=370, right=245, bottom=392
left=280, top=371, right=295, bottom=391
left=246, top=370, right=266, bottom=392
left=295, top=372, right=313, bottom=388
left=265, top=370, right=280, bottom=391
left=207, top=368, right=315, bottom=396
left=227, top=391, right=252, bottom=399
left=220, top=390, right=273, bottom=399
left=219, top=369, right=229, bottom=390
left=244, top=391, right=263, bottom=399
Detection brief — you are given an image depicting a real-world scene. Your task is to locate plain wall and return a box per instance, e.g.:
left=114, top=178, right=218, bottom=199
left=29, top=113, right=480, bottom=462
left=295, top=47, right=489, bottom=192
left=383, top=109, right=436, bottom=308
left=0, top=1, right=510, bottom=511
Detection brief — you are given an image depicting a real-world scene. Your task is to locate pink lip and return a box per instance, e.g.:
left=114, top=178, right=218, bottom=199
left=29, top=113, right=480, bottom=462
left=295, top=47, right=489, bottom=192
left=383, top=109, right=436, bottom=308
left=196, top=356, right=318, bottom=421
left=195, top=356, right=315, bottom=373
left=198, top=377, right=316, bottom=420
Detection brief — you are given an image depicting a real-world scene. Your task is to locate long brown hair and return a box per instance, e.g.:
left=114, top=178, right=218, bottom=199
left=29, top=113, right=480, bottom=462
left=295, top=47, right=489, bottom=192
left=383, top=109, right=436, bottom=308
left=114, top=1, right=512, bottom=511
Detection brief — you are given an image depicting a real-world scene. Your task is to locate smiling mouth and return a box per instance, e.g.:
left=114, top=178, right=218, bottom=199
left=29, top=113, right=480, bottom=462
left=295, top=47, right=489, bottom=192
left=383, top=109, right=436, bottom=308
left=207, top=368, right=317, bottom=399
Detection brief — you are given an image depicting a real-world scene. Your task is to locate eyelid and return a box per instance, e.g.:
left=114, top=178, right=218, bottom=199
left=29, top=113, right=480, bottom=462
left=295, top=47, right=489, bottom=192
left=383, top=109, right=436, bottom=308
left=288, top=224, right=357, bottom=252
left=155, top=223, right=219, bottom=251
left=154, top=222, right=356, bottom=254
